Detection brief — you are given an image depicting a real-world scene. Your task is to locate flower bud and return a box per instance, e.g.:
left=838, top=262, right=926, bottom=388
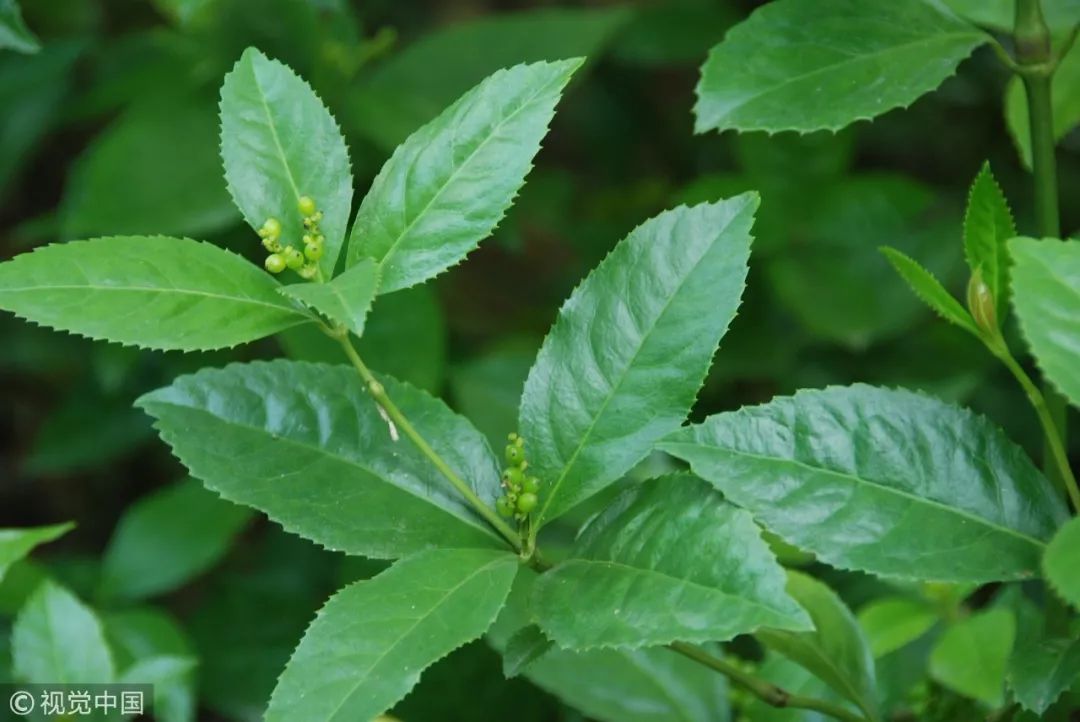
left=264, top=253, right=286, bottom=274
left=966, top=268, right=997, bottom=334
left=298, top=195, right=317, bottom=217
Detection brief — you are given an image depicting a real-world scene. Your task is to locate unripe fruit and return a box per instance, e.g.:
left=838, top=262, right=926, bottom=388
left=504, top=466, right=526, bottom=487
left=516, top=492, right=538, bottom=513
left=523, top=476, right=540, bottom=493
left=496, top=497, right=513, bottom=517
left=264, top=254, right=286, bottom=273
left=261, top=217, right=282, bottom=238
left=298, top=264, right=318, bottom=280
left=298, top=196, right=317, bottom=217
left=284, top=247, right=305, bottom=270
left=505, top=444, right=525, bottom=466
left=305, top=243, right=323, bottom=261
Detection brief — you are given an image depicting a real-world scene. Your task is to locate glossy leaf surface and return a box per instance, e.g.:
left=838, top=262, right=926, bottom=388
left=694, top=0, right=986, bottom=133
left=660, top=384, right=1068, bottom=582
left=522, top=196, right=757, bottom=527
left=502, top=625, right=553, bottom=678
left=348, top=59, right=580, bottom=293
left=266, top=549, right=518, bottom=722
left=137, top=360, right=506, bottom=558
left=220, top=47, right=352, bottom=276
left=1010, top=237, right=1080, bottom=408
left=533, top=475, right=810, bottom=649
left=0, top=236, right=311, bottom=351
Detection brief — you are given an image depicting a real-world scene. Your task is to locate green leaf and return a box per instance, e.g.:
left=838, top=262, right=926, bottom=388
left=881, top=247, right=978, bottom=336
left=63, top=98, right=239, bottom=239
left=137, top=360, right=506, bottom=559
left=220, top=47, right=352, bottom=277
left=532, top=474, right=810, bottom=649
left=757, top=572, right=879, bottom=721
left=1010, top=237, right=1080, bottom=408
left=0, top=523, right=72, bottom=584
left=120, top=655, right=198, bottom=722
left=1006, top=36, right=1080, bottom=168
left=279, top=258, right=379, bottom=338
left=502, top=625, right=553, bottom=678
left=267, top=548, right=518, bottom=722
left=963, top=163, right=1016, bottom=317
left=350, top=7, right=629, bottom=149
left=522, top=195, right=757, bottom=527
left=347, top=59, right=581, bottom=294
left=694, top=0, right=986, bottom=134
left=1008, top=636, right=1080, bottom=714
left=857, top=596, right=938, bottom=658
left=0, top=0, right=38, bottom=53
left=99, top=478, right=253, bottom=601
left=659, top=384, right=1069, bottom=582
left=929, top=608, right=1015, bottom=707
left=1044, top=516, right=1080, bottom=611
left=490, top=569, right=731, bottom=722
left=944, top=0, right=1080, bottom=32
left=11, top=580, right=115, bottom=683
left=745, top=654, right=837, bottom=722
left=0, top=236, right=311, bottom=351
left=768, top=175, right=962, bottom=349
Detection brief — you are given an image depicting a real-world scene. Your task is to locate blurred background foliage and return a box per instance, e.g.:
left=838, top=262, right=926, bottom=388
left=1, top=0, right=1077, bottom=720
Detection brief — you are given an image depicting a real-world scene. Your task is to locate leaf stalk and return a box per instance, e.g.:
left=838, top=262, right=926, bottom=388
left=668, top=642, right=869, bottom=722
left=334, top=331, right=523, bottom=551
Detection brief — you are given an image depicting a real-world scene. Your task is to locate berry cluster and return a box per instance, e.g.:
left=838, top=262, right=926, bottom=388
left=259, top=195, right=325, bottom=280
left=495, top=433, right=541, bottom=520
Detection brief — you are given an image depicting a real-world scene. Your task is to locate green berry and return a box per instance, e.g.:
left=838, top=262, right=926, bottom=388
left=298, top=264, right=318, bottom=280
left=505, top=444, right=526, bottom=466
left=304, top=243, right=323, bottom=261
left=261, top=217, right=282, bottom=239
left=496, top=497, right=513, bottom=517
left=504, top=466, right=526, bottom=488
left=516, top=492, right=538, bottom=513
left=264, top=253, right=286, bottom=274
left=298, top=196, right=317, bottom=217
left=284, top=247, right=304, bottom=270
left=523, top=476, right=540, bottom=493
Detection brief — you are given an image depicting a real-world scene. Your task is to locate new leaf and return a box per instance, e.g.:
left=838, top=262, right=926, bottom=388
left=694, top=0, right=986, bottom=134
left=0, top=523, right=72, bottom=584
left=266, top=548, right=518, bottom=722
left=0, top=236, right=310, bottom=351
left=521, top=195, right=757, bottom=528
left=963, top=163, right=1015, bottom=318
left=220, top=47, right=353, bottom=277
left=280, top=258, right=380, bottom=338
left=348, top=59, right=581, bottom=293
left=532, top=475, right=810, bottom=649
left=137, top=360, right=506, bottom=559
left=12, top=581, right=115, bottom=684
left=659, top=384, right=1068, bottom=582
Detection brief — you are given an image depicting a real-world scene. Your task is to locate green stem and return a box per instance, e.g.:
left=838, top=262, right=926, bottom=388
left=669, top=642, right=868, bottom=722
left=1016, top=0, right=1072, bottom=495
left=988, top=337, right=1080, bottom=508
left=335, top=333, right=523, bottom=551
